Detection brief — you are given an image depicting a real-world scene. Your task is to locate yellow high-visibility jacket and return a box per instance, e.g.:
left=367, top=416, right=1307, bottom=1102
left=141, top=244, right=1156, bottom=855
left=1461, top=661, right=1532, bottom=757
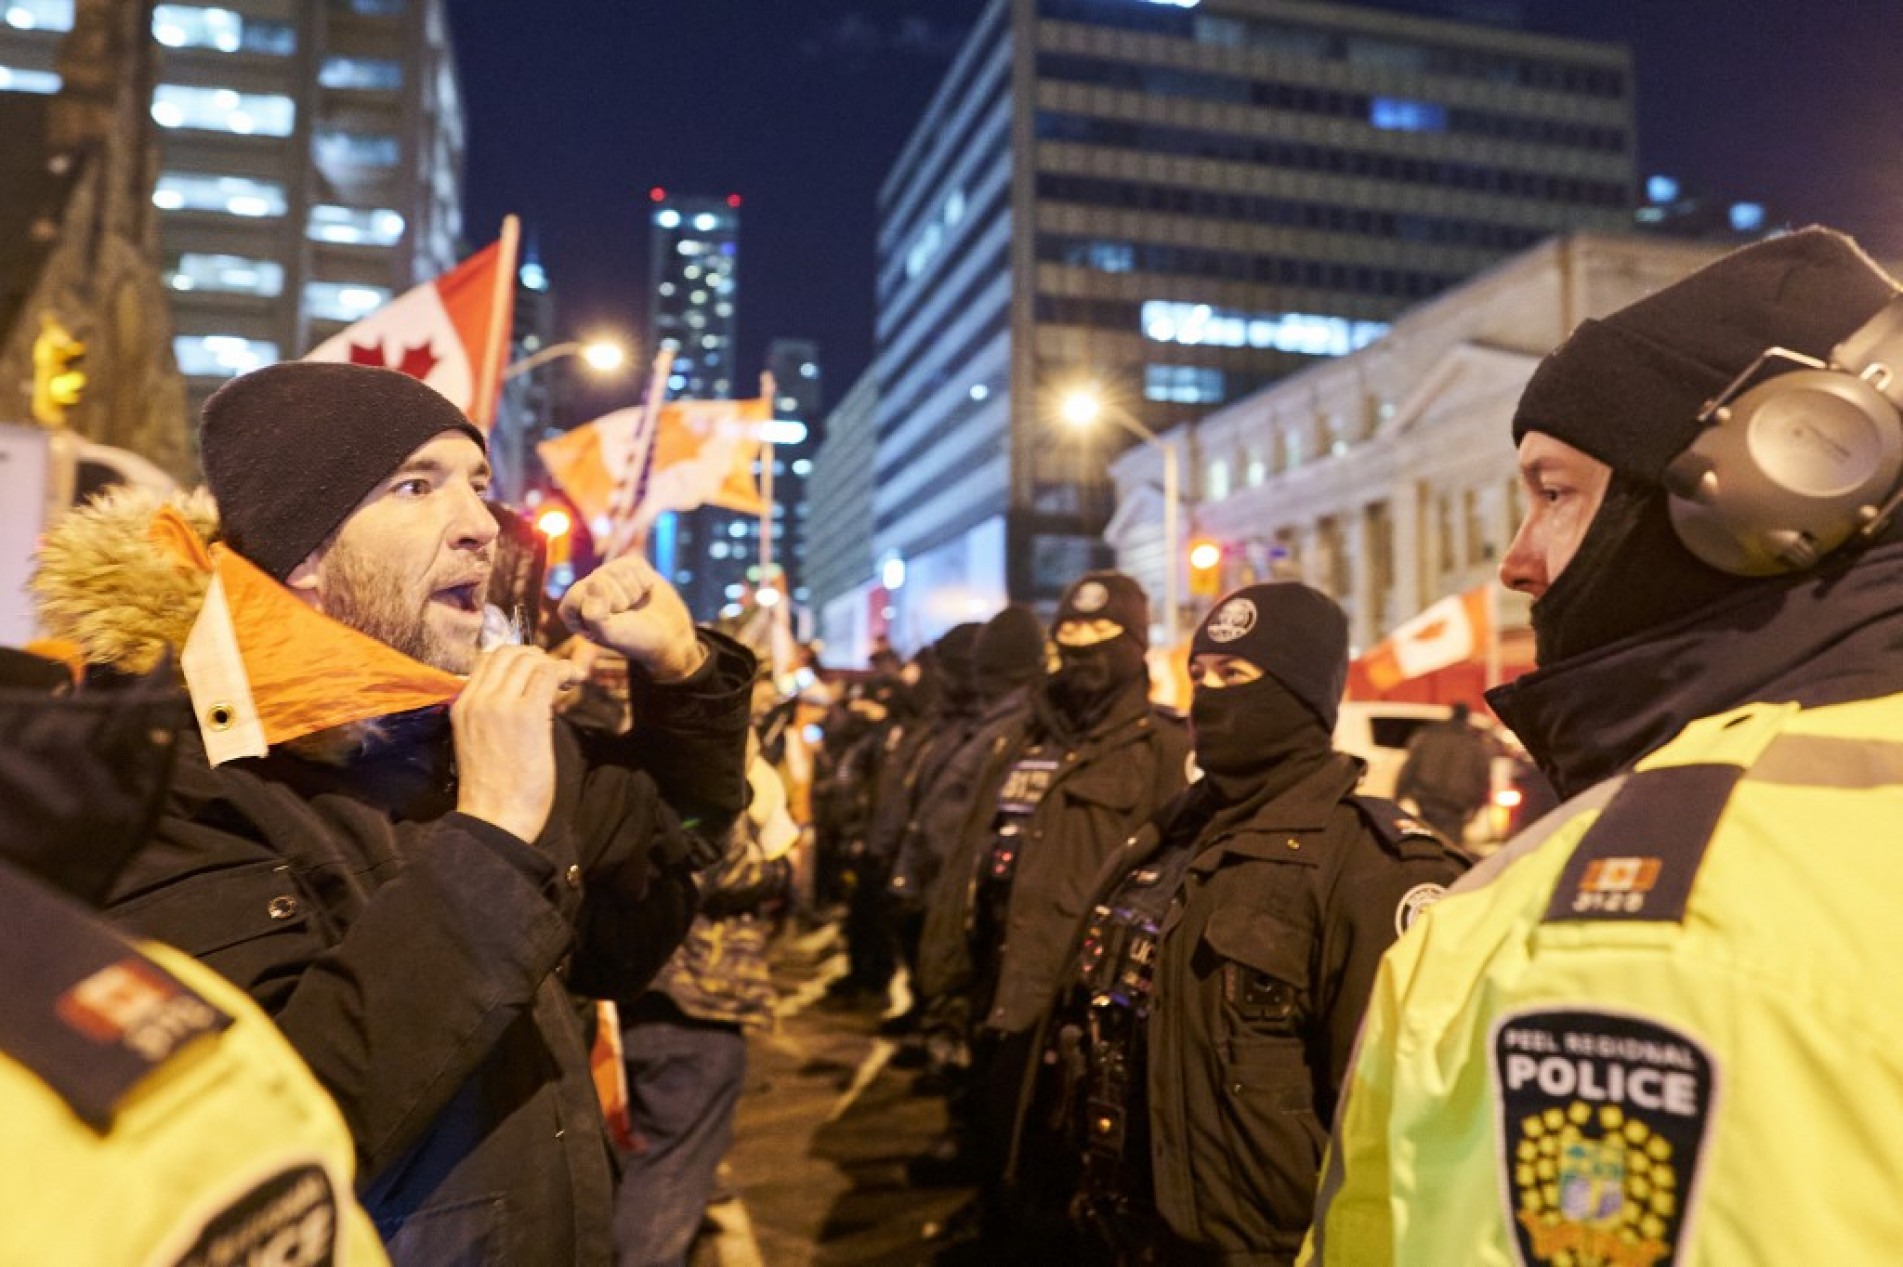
left=2, top=871, right=388, bottom=1266
left=1306, top=695, right=1903, bottom=1265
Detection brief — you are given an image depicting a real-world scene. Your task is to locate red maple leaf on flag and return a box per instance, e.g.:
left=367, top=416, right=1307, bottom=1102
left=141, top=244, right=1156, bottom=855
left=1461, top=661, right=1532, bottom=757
left=345, top=340, right=440, bottom=382
left=1406, top=618, right=1450, bottom=644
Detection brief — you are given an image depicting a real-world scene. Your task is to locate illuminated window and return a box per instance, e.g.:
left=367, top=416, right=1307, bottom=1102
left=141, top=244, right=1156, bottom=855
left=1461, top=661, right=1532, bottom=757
left=174, top=334, right=278, bottom=378
left=152, top=5, right=294, bottom=54
left=1144, top=364, right=1225, bottom=404
left=791, top=458, right=813, bottom=476
left=154, top=172, right=288, bottom=217
left=1141, top=300, right=1388, bottom=357
left=3, top=0, right=73, bottom=32
left=319, top=55, right=402, bottom=90
left=151, top=84, right=295, bottom=136
left=313, top=128, right=401, bottom=168
left=1369, top=97, right=1447, bottom=132
left=304, top=281, right=392, bottom=323
left=166, top=253, right=284, bottom=296
left=1206, top=458, right=1231, bottom=500
left=307, top=204, right=404, bottom=245
left=339, top=0, right=405, bottom=14
left=0, top=66, right=60, bottom=93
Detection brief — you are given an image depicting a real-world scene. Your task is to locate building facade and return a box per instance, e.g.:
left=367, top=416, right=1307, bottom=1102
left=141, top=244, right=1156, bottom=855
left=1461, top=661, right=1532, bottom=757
left=863, top=0, right=1636, bottom=649
left=643, top=189, right=750, bottom=620
left=2, top=0, right=466, bottom=426
left=1104, top=232, right=1732, bottom=657
left=809, top=367, right=881, bottom=663
left=764, top=337, right=821, bottom=615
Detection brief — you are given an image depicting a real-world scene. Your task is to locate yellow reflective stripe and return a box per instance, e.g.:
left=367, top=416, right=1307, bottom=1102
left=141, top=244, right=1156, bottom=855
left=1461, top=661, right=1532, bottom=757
left=1747, top=732, right=1903, bottom=788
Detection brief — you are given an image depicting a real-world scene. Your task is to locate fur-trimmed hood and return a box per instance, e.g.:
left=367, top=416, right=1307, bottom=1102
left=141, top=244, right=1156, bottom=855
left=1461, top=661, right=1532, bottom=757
left=33, top=487, right=456, bottom=760
left=32, top=486, right=219, bottom=676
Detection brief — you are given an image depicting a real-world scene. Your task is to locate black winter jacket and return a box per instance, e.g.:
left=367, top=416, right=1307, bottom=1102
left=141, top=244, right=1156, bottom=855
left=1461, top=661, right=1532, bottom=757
left=104, top=636, right=755, bottom=1265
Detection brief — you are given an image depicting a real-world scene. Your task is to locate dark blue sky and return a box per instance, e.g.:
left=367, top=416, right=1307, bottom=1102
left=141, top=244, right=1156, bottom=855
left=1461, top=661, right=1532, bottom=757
left=446, top=0, right=1903, bottom=419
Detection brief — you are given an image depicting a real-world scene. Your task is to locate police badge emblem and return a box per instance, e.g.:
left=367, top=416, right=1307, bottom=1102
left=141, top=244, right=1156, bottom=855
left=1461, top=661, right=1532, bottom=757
left=1204, top=597, right=1257, bottom=643
left=1071, top=581, right=1110, bottom=613
left=1492, top=1009, right=1716, bottom=1267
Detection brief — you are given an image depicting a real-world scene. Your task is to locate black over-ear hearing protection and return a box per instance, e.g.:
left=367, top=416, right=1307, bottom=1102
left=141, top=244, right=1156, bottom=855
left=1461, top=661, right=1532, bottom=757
left=1665, top=296, right=1903, bottom=576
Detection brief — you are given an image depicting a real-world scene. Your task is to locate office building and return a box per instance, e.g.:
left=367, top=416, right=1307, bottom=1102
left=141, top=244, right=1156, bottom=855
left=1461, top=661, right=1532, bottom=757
left=808, top=367, right=882, bottom=663
left=866, top=0, right=1635, bottom=647
left=0, top=0, right=467, bottom=424
left=1104, top=232, right=1732, bottom=662
left=644, top=189, right=753, bottom=619
left=764, top=337, right=822, bottom=615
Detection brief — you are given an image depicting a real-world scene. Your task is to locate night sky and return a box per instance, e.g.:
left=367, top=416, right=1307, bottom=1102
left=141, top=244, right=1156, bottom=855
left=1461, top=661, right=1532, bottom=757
left=446, top=0, right=1903, bottom=421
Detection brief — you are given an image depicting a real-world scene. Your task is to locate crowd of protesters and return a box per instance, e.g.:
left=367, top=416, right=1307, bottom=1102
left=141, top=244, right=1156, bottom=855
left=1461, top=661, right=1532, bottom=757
left=14, top=227, right=1903, bottom=1265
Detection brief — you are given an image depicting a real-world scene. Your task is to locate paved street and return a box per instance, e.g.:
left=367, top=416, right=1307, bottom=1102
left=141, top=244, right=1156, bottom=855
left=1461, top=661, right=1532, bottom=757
left=698, top=925, right=976, bottom=1266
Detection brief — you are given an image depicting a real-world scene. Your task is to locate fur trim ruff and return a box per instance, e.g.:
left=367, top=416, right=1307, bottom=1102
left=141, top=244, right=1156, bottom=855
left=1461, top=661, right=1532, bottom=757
left=32, top=487, right=218, bottom=676
left=32, top=488, right=387, bottom=765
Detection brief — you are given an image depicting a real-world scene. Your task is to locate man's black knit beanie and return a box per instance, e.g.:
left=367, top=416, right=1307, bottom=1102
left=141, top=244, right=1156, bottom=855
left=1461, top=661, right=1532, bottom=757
left=1511, top=228, right=1901, bottom=663
left=1192, top=582, right=1348, bottom=731
left=200, top=362, right=486, bottom=581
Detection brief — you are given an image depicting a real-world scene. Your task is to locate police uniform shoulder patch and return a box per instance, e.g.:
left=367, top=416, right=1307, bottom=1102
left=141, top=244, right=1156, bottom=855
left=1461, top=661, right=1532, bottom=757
left=1394, top=882, right=1446, bottom=935
left=0, top=868, right=232, bottom=1132
left=1354, top=795, right=1455, bottom=861
left=1491, top=1008, right=1717, bottom=1267
left=1545, top=764, right=1741, bottom=925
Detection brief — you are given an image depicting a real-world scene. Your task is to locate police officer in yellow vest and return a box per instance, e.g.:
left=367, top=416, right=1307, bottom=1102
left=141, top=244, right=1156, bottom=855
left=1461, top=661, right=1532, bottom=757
left=0, top=650, right=386, bottom=1265
left=1307, top=227, right=1903, bottom=1264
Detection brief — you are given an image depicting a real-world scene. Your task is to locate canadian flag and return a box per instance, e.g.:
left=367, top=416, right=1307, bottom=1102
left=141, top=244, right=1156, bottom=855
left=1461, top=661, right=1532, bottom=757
left=304, top=216, right=519, bottom=431
left=1357, top=584, right=1494, bottom=692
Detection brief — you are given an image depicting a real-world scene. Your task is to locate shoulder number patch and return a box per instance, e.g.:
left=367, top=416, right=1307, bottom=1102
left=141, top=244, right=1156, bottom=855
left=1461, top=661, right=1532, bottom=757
left=1492, top=1009, right=1716, bottom=1267
left=1394, top=882, right=1446, bottom=935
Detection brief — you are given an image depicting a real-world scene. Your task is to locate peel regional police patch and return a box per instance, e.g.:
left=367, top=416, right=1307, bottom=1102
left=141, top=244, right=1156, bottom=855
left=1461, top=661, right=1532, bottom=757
left=1492, top=1010, right=1716, bottom=1267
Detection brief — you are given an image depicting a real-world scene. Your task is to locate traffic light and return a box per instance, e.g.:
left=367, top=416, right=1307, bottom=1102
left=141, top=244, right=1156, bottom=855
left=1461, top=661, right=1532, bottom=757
left=31, top=315, right=87, bottom=428
left=1188, top=538, right=1223, bottom=597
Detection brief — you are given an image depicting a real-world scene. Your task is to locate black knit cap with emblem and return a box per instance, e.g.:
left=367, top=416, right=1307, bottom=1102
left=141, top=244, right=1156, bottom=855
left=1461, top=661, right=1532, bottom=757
left=199, top=361, right=487, bottom=582
left=1052, top=570, right=1150, bottom=649
left=1192, top=582, right=1349, bottom=730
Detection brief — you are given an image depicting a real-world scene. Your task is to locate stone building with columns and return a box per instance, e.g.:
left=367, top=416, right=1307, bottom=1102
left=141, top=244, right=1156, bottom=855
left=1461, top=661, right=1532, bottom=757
left=1103, top=232, right=1736, bottom=656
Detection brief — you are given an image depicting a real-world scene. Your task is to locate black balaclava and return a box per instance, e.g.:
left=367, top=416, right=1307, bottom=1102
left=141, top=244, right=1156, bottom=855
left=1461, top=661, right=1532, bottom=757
left=1510, top=227, right=1899, bottom=665
left=934, top=622, right=983, bottom=714
left=1189, top=583, right=1348, bottom=800
left=974, top=605, right=1046, bottom=702
left=1048, top=571, right=1151, bottom=725
left=0, top=653, right=189, bottom=906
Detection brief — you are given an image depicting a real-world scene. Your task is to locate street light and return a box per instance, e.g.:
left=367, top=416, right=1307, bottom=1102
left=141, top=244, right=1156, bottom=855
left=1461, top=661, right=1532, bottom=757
left=502, top=337, right=629, bottom=381
left=1059, top=385, right=1182, bottom=648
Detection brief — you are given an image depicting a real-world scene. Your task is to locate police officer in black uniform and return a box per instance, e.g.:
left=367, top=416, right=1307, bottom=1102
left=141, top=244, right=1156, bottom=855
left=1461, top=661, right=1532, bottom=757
left=1010, top=582, right=1469, bottom=1263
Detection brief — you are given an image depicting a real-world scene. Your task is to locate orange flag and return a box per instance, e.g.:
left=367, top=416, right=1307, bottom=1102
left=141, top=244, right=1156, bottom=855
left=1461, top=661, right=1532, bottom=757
left=644, top=396, right=771, bottom=518
left=304, top=217, right=519, bottom=431
left=150, top=509, right=462, bottom=765
left=1355, top=584, right=1494, bottom=693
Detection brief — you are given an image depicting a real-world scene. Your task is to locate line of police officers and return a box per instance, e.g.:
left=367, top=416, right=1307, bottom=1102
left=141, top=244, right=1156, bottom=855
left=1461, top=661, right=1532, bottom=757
left=818, top=569, right=1468, bottom=1262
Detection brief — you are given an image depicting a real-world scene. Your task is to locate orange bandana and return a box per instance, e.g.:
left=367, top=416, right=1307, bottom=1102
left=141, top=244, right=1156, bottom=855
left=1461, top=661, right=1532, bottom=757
left=150, top=507, right=464, bottom=765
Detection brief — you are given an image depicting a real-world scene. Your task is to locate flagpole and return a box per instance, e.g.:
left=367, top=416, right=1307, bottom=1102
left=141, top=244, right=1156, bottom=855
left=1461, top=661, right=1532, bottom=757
left=473, top=215, right=519, bottom=431
left=604, top=347, right=675, bottom=560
